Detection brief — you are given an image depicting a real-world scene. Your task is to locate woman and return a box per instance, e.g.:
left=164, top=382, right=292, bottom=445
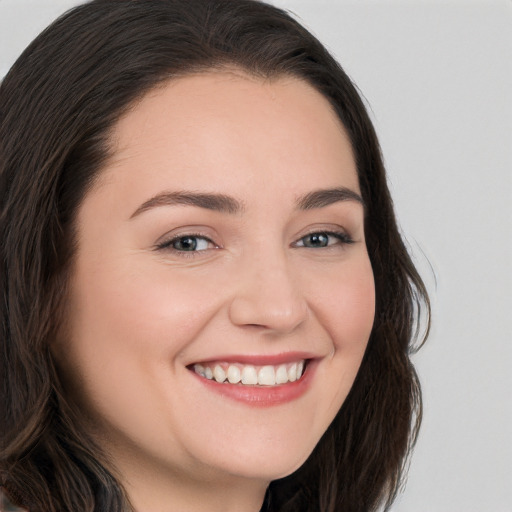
left=0, top=0, right=429, bottom=511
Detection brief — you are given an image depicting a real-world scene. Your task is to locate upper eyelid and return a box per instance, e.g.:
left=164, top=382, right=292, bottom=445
left=299, top=228, right=349, bottom=237
left=295, top=226, right=353, bottom=239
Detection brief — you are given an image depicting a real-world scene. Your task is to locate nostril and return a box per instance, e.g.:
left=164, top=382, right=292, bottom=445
left=228, top=292, right=308, bottom=333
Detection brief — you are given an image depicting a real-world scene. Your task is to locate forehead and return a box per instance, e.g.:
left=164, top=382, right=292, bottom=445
left=96, top=70, right=359, bottom=204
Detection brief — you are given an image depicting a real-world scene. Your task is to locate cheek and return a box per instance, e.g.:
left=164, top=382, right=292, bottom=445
left=59, top=261, right=233, bottom=461
left=70, top=259, right=225, bottom=356
left=308, top=256, right=375, bottom=416
left=338, top=266, right=375, bottom=345
left=309, top=255, right=375, bottom=349
left=61, top=259, right=225, bottom=409
left=332, top=257, right=375, bottom=380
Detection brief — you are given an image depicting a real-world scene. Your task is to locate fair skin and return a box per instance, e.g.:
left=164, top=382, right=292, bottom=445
left=58, top=71, right=375, bottom=512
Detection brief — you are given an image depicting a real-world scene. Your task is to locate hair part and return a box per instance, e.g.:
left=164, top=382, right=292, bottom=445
left=1, top=1, right=430, bottom=510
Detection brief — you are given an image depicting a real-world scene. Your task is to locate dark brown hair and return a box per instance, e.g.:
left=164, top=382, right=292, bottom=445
left=0, top=1, right=429, bottom=511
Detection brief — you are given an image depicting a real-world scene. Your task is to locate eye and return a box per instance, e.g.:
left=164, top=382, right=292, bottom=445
left=157, top=234, right=216, bottom=253
left=294, top=231, right=354, bottom=248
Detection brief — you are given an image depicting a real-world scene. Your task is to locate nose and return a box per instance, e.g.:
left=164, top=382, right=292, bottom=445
left=228, top=252, right=308, bottom=334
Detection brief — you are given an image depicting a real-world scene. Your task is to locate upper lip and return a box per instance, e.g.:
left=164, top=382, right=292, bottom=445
left=188, top=351, right=318, bottom=366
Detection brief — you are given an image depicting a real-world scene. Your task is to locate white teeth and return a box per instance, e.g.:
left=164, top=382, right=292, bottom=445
left=258, top=365, right=276, bottom=386
left=194, top=364, right=206, bottom=378
left=241, top=365, right=258, bottom=385
left=297, top=360, right=304, bottom=378
left=275, top=364, right=288, bottom=384
left=288, top=362, right=297, bottom=382
left=213, top=365, right=226, bottom=383
left=227, top=365, right=241, bottom=384
left=193, top=360, right=307, bottom=386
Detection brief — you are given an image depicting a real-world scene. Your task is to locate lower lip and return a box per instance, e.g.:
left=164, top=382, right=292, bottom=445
left=189, top=361, right=317, bottom=407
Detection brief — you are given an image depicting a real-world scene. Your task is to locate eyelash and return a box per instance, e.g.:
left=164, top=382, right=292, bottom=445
left=155, top=230, right=354, bottom=257
left=155, top=232, right=217, bottom=257
left=293, top=230, right=354, bottom=248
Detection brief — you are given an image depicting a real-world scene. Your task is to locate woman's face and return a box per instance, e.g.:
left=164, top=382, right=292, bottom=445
left=60, top=71, right=375, bottom=494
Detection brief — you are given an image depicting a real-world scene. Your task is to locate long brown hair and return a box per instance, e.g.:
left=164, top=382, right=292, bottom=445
left=0, top=1, right=430, bottom=511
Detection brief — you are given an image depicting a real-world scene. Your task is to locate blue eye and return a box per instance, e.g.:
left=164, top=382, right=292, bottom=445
left=158, top=235, right=214, bottom=252
left=295, top=231, right=353, bottom=248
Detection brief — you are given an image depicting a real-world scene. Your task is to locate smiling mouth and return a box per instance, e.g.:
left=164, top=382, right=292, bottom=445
left=191, top=360, right=307, bottom=387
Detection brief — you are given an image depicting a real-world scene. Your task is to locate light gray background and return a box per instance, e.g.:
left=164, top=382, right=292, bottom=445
left=1, top=1, right=510, bottom=511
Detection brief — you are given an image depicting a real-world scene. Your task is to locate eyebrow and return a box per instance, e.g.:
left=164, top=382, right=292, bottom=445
left=130, top=186, right=363, bottom=219
left=296, top=187, right=364, bottom=210
left=130, top=191, right=244, bottom=218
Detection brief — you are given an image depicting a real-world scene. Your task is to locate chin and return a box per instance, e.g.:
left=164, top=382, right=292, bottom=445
left=185, top=429, right=320, bottom=484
